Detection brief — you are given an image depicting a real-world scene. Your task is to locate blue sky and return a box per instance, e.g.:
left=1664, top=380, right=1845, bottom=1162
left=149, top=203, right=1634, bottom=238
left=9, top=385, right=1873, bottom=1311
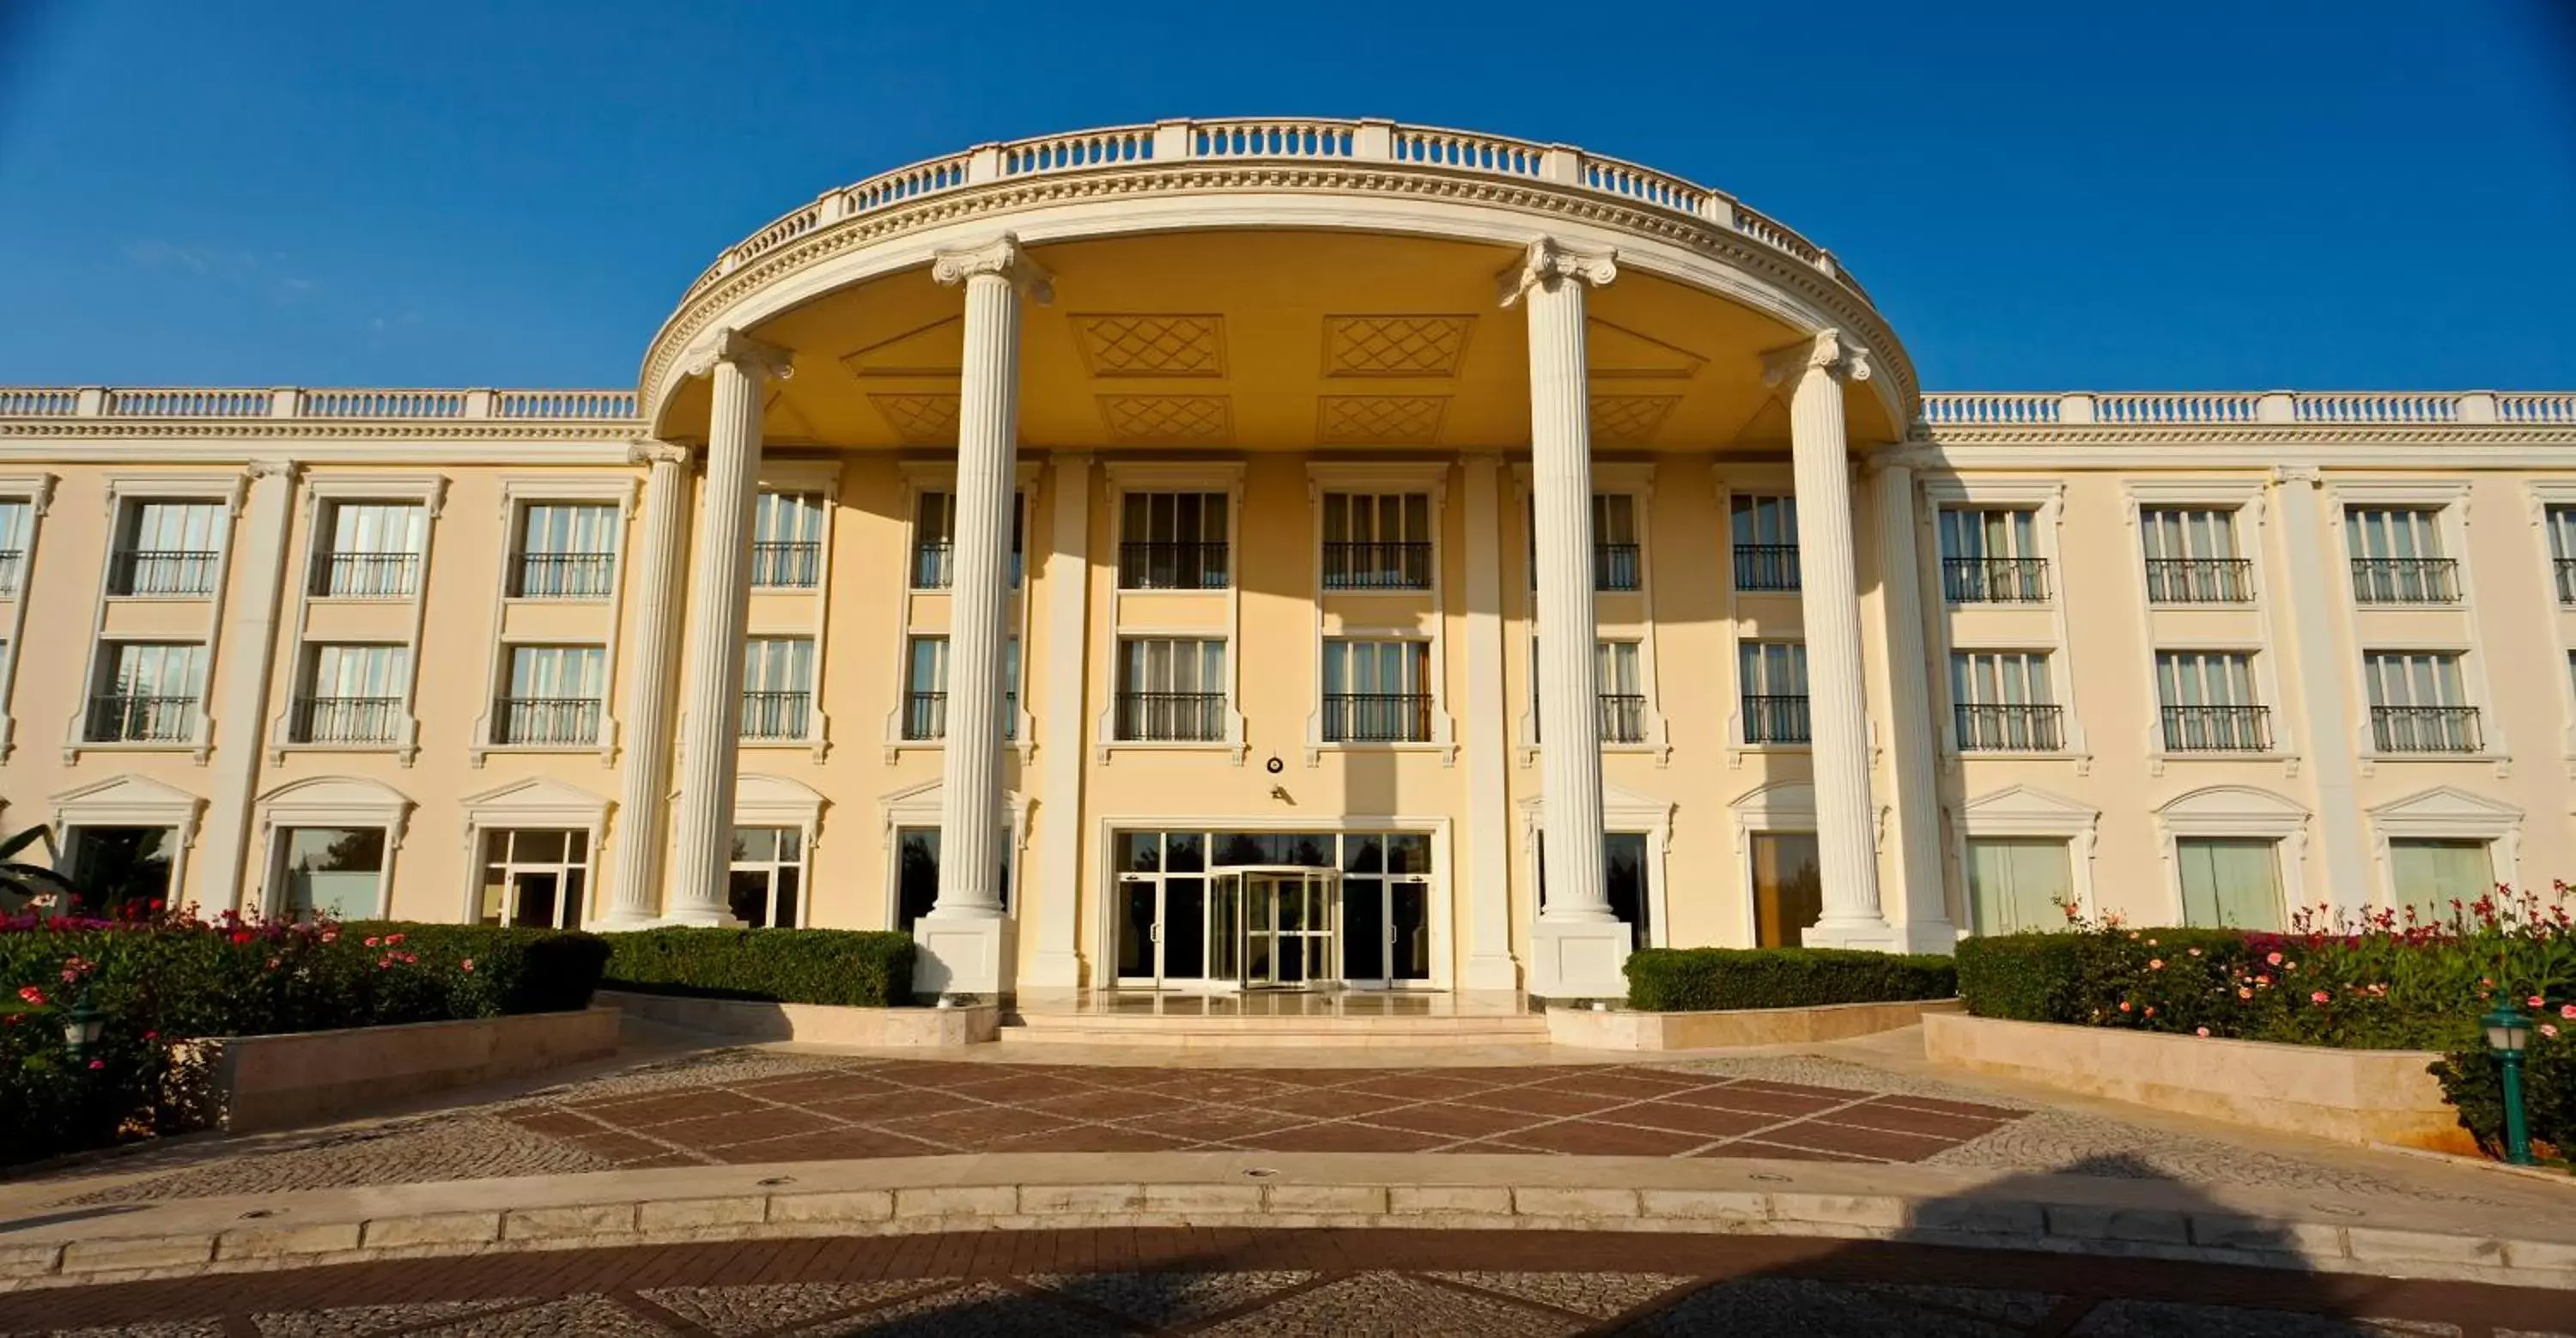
left=1, top=0, right=2569, bottom=392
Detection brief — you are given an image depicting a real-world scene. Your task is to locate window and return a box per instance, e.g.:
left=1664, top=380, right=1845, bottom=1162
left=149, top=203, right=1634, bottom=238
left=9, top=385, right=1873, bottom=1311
left=0, top=499, right=30, bottom=596
left=1938, top=508, right=2047, bottom=602
left=1532, top=830, right=1654, bottom=945
left=1966, top=837, right=2074, bottom=935
left=2388, top=838, right=2493, bottom=925
left=312, top=502, right=426, bottom=599
left=891, top=826, right=1012, bottom=934
left=112, top=500, right=225, bottom=596
left=908, top=490, right=1024, bottom=590
left=2175, top=837, right=2283, bottom=930
left=475, top=828, right=589, bottom=928
left=1751, top=832, right=1821, bottom=948
left=512, top=502, right=617, bottom=599
left=1341, top=832, right=1435, bottom=983
left=901, top=636, right=1020, bottom=742
left=1120, top=491, right=1228, bottom=589
left=740, top=637, right=814, bottom=740
left=2347, top=508, right=2457, bottom=604
left=2155, top=651, right=2268, bottom=751
left=1738, top=641, right=1809, bottom=744
left=1730, top=495, right=1800, bottom=591
left=1321, top=639, right=1431, bottom=742
left=276, top=827, right=386, bottom=921
left=1597, top=640, right=1644, bottom=744
left=750, top=492, right=824, bottom=589
left=1592, top=494, right=1641, bottom=591
left=65, top=827, right=176, bottom=917
left=497, top=645, right=604, bottom=745
left=295, top=644, right=408, bottom=744
left=88, top=642, right=204, bottom=743
left=2139, top=508, right=2250, bottom=604
left=1115, top=637, right=1227, bottom=741
left=728, top=826, right=804, bottom=927
left=1321, top=492, right=1431, bottom=590
left=1951, top=651, right=2061, bottom=751
left=2548, top=506, right=2576, bottom=605
left=2363, top=651, right=2479, bottom=752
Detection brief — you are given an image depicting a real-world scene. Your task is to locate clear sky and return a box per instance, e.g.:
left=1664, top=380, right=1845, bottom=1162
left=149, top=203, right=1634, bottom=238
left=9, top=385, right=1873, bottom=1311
left=1, top=0, right=2569, bottom=392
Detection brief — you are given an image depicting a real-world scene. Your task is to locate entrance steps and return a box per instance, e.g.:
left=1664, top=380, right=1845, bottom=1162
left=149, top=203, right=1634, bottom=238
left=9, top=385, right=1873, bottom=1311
left=997, top=996, right=1549, bottom=1049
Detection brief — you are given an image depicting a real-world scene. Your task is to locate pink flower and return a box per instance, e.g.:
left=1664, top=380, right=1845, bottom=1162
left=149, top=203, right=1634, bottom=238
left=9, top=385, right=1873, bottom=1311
left=386, top=934, right=405, bottom=946
left=264, top=958, right=280, bottom=970
left=460, top=958, right=475, bottom=973
left=2265, top=952, right=2283, bottom=966
left=2188, top=948, right=2202, bottom=958
left=2117, top=1000, right=2133, bottom=1013
left=320, top=930, right=338, bottom=944
left=2311, top=991, right=2330, bottom=1004
left=2530, top=995, right=2546, bottom=1009
left=2238, top=987, right=2254, bottom=1000
left=2562, top=1004, right=2576, bottom=1020
left=2148, top=959, right=2165, bottom=970
left=2195, top=1026, right=2211, bottom=1037
left=15, top=986, right=45, bottom=1007
left=363, top=936, right=380, bottom=948
left=2545, top=1024, right=2562, bottom=1039
left=86, top=1059, right=102, bottom=1070
left=142, top=1031, right=157, bottom=1042
left=2143, top=1006, right=2157, bottom=1018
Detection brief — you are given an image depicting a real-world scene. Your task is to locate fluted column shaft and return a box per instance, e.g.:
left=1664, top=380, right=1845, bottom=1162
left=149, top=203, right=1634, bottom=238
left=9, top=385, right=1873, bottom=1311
left=1522, top=252, right=1612, bottom=922
left=931, top=266, right=1023, bottom=920
left=1777, top=331, right=1893, bottom=946
left=601, top=444, right=690, bottom=927
left=667, top=331, right=788, bottom=926
left=1871, top=460, right=1952, bottom=949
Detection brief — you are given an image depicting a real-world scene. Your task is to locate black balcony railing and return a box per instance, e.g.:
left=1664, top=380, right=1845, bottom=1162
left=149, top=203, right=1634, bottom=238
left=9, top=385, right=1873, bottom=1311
left=1941, top=556, right=2050, bottom=603
left=1599, top=693, right=1647, bottom=744
left=1733, top=544, right=1801, bottom=592
left=1955, top=702, right=2064, bottom=751
left=1120, top=541, right=1230, bottom=591
left=313, top=551, right=419, bottom=599
left=1115, top=691, right=1227, bottom=741
left=902, top=690, right=946, bottom=741
left=750, top=541, right=821, bottom=589
left=1742, top=694, right=1812, bottom=744
left=2143, top=557, right=2253, bottom=605
left=1322, top=692, right=1431, bottom=743
left=2160, top=704, right=2271, bottom=752
left=110, top=550, right=220, bottom=597
left=1322, top=542, right=1431, bottom=591
left=293, top=696, right=402, bottom=744
left=2555, top=558, right=2576, bottom=605
left=2371, top=705, right=2482, bottom=753
left=0, top=549, right=23, bottom=597
left=908, top=540, right=1023, bottom=589
left=85, top=693, right=196, bottom=743
left=1594, top=543, right=1641, bottom=592
left=494, top=696, right=600, bottom=745
left=739, top=690, right=811, bottom=740
left=2350, top=557, right=2459, bottom=605
left=512, top=552, right=615, bottom=599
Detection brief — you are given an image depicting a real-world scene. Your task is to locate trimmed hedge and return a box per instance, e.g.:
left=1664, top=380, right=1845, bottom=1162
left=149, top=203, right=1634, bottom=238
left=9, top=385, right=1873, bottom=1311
left=1954, top=928, right=2252, bottom=1036
left=1624, top=946, right=1958, bottom=1012
left=602, top=927, right=917, bottom=1007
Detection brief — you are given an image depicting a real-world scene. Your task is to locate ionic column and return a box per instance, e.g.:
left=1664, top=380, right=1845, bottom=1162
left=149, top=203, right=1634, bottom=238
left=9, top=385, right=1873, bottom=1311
left=1501, top=237, right=1630, bottom=998
left=666, top=329, right=793, bottom=926
left=598, top=441, right=691, bottom=928
left=916, top=234, right=1051, bottom=998
left=1868, top=459, right=1953, bottom=951
left=1768, top=331, right=1894, bottom=949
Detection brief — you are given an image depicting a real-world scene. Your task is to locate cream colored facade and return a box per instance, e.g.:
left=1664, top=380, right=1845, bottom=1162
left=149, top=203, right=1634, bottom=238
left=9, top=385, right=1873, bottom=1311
left=3, top=119, right=2572, bottom=999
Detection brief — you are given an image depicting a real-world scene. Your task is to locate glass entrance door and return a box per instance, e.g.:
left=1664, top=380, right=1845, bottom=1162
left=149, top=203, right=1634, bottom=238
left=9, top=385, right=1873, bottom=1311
left=1241, top=869, right=1338, bottom=989
left=1114, top=866, right=1338, bottom=990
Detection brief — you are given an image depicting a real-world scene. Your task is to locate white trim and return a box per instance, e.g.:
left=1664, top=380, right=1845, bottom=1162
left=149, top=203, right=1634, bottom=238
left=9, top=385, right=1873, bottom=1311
left=732, top=772, right=829, bottom=927
left=884, top=459, right=1040, bottom=761
left=1712, top=465, right=1806, bottom=766
left=471, top=476, right=639, bottom=767
left=2117, top=478, right=2299, bottom=777
left=1100, top=461, right=1248, bottom=763
left=251, top=775, right=412, bottom=920
left=1515, top=784, right=1672, bottom=949
left=2523, top=481, right=2576, bottom=772
left=2366, top=786, right=2523, bottom=910
left=1304, top=460, right=1455, bottom=764
left=745, top=458, right=845, bottom=762
left=0, top=471, right=55, bottom=761
left=2153, top=785, right=2310, bottom=924
left=2328, top=480, right=2503, bottom=772
left=456, top=776, right=611, bottom=925
left=1919, top=477, right=2090, bottom=773
left=880, top=777, right=1030, bottom=930
left=67, top=471, right=248, bottom=764
left=1727, top=780, right=1816, bottom=949
left=48, top=774, right=205, bottom=909
left=1509, top=460, right=1668, bottom=764
left=274, top=473, right=447, bottom=766
left=1954, top=784, right=2101, bottom=928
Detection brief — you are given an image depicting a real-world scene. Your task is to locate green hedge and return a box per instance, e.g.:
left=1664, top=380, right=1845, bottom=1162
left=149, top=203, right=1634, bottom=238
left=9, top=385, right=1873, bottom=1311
left=602, top=927, right=917, bottom=1007
left=1624, top=946, right=1958, bottom=1012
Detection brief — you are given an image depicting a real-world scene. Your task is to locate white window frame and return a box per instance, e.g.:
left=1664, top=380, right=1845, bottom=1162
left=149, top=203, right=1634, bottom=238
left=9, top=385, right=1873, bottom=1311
left=1734, top=638, right=1810, bottom=751
left=2119, top=479, right=2293, bottom=775
left=889, top=460, right=1036, bottom=762
left=1921, top=477, right=2087, bottom=771
left=456, top=777, right=609, bottom=927
left=1518, top=785, right=1673, bottom=950
left=883, top=777, right=1030, bottom=931
left=1306, top=461, right=1454, bottom=763
left=2524, top=483, right=2576, bottom=770
left=2154, top=785, right=2311, bottom=925
left=1099, top=461, right=1246, bottom=763
left=2329, top=481, right=2500, bottom=772
left=67, top=472, right=246, bottom=764
left=0, top=473, right=52, bottom=762
left=489, top=642, right=610, bottom=752
left=1726, top=780, right=1819, bottom=950
left=2365, top=785, right=2521, bottom=915
left=275, top=474, right=445, bottom=764
left=1513, top=461, right=1666, bottom=764
left=471, top=477, right=634, bottom=768
left=1955, top=784, right=2099, bottom=930
left=252, top=775, right=412, bottom=921
left=750, top=460, right=841, bottom=763
left=47, top=774, right=205, bottom=910
left=739, top=635, right=819, bottom=746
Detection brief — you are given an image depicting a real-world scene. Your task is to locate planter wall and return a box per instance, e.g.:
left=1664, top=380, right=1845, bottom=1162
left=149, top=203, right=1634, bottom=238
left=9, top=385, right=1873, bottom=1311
left=1549, top=998, right=1961, bottom=1050
left=1923, top=1013, right=2468, bottom=1152
left=599, top=988, right=998, bottom=1047
left=202, top=1006, right=622, bottom=1134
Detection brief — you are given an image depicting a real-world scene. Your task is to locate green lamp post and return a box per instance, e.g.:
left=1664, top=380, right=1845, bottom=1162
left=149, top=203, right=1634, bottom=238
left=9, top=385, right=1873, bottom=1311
left=2481, top=1002, right=2534, bottom=1166
left=61, top=985, right=104, bottom=1064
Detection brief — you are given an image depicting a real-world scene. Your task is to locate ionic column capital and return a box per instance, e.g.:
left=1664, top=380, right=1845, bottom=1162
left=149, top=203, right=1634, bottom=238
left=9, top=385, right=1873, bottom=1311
left=626, top=440, right=691, bottom=467
left=1496, top=237, right=1618, bottom=307
left=1761, top=329, right=1872, bottom=388
left=683, top=327, right=796, bottom=383
left=932, top=234, right=1054, bottom=304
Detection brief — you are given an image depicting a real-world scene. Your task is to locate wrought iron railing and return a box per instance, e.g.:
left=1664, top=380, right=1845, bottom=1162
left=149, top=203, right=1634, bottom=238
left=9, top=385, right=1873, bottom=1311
left=293, top=696, right=403, bottom=744
left=739, top=690, right=811, bottom=740
left=1322, top=692, right=1431, bottom=742
left=2371, top=706, right=2482, bottom=753
left=85, top=693, right=196, bottom=743
left=1954, top=703, right=2063, bottom=751
left=1599, top=693, right=1647, bottom=744
left=1321, top=542, right=1431, bottom=591
left=2142, top=557, right=2252, bottom=604
left=1733, top=544, right=1800, bottom=592
left=1941, top=556, right=2050, bottom=604
left=0, top=549, right=22, bottom=597
left=109, top=550, right=220, bottom=597
left=1119, top=541, right=1230, bottom=591
left=2160, top=704, right=2270, bottom=752
left=2557, top=558, right=2576, bottom=605
left=2350, top=557, right=2459, bottom=605
left=313, top=551, right=419, bottom=599
left=494, top=696, right=600, bottom=745
left=512, top=552, right=615, bottom=599
left=1594, top=543, right=1642, bottom=592
left=1115, top=691, right=1227, bottom=741
left=750, top=541, right=821, bottom=589
left=1742, top=694, right=1811, bottom=744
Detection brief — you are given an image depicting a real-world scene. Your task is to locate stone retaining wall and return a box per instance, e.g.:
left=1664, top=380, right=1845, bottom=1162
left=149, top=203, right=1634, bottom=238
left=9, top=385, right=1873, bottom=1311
left=1548, top=998, right=1961, bottom=1050
left=204, top=1007, right=622, bottom=1134
left=599, top=989, right=998, bottom=1046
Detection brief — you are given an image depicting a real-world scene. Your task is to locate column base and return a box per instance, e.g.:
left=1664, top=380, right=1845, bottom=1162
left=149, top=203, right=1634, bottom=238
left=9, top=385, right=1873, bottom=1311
left=588, top=910, right=662, bottom=933
left=913, top=913, right=1017, bottom=999
left=1460, top=952, right=1522, bottom=993
left=1528, top=918, right=1631, bottom=1000
left=1801, top=916, right=1899, bottom=952
left=1899, top=920, right=1961, bottom=955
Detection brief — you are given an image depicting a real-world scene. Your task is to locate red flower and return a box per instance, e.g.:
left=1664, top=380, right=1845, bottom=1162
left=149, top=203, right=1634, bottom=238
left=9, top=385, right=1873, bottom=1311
left=364, top=936, right=380, bottom=948
left=86, top=1059, right=102, bottom=1070
left=2264, top=951, right=2283, bottom=966
left=264, top=958, right=280, bottom=970
left=2562, top=1004, right=2576, bottom=1020
left=386, top=933, right=405, bottom=946
left=2530, top=995, right=2546, bottom=1009
left=459, top=958, right=475, bottom=973
left=2310, top=990, right=2330, bottom=1004
left=228, top=930, right=253, bottom=945
left=15, top=986, right=45, bottom=1007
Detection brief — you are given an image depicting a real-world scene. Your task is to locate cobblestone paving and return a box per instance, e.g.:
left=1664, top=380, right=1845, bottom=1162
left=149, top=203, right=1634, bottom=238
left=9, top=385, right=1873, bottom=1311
left=4, top=1230, right=2567, bottom=1336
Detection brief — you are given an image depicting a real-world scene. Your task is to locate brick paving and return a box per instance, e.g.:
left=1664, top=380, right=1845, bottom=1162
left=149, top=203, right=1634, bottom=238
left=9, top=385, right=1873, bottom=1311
left=502, top=1060, right=2026, bottom=1168
left=4, top=1229, right=2569, bottom=1335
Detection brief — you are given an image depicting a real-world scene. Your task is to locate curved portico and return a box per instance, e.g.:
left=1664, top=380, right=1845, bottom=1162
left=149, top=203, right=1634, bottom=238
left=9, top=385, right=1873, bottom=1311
left=635, top=119, right=1931, bottom=997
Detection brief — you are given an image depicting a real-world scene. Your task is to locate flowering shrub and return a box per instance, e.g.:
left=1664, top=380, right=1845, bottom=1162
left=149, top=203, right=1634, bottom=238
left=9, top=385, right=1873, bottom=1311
left=603, top=927, right=918, bottom=1007
left=2, top=905, right=607, bottom=1165
left=1954, top=885, right=2576, bottom=1164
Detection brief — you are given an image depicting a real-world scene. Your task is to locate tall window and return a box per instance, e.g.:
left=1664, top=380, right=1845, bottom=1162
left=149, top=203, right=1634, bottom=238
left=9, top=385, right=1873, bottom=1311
left=1321, top=639, right=1431, bottom=742
left=1937, top=508, right=2047, bottom=602
left=112, top=500, right=225, bottom=596
left=1596, top=640, right=1645, bottom=744
left=2175, top=837, right=2282, bottom=930
left=893, top=826, right=1012, bottom=933
left=910, top=490, right=1025, bottom=590
left=276, top=827, right=387, bottom=921
left=1751, top=832, right=1821, bottom=948
left=1730, top=495, right=1800, bottom=591
left=2364, top=650, right=2478, bottom=752
left=750, top=492, right=824, bottom=589
left=2154, top=651, right=2267, bottom=751
left=88, top=642, right=204, bottom=742
left=2389, top=839, right=2494, bottom=924
left=295, top=643, right=408, bottom=744
left=728, top=827, right=804, bottom=927
left=1952, top=651, right=2060, bottom=751
left=2346, top=508, right=2456, bottom=604
left=2548, top=506, right=2576, bottom=605
left=1966, top=837, right=2073, bottom=934
left=312, top=502, right=426, bottom=598
left=513, top=503, right=617, bottom=599
left=0, top=499, right=31, bottom=596
left=476, top=828, right=589, bottom=928
left=2139, top=508, right=2249, bottom=604
left=1120, top=491, right=1228, bottom=589
left=740, top=637, right=814, bottom=740
left=902, top=635, right=1020, bottom=741
left=1116, top=637, right=1226, bottom=740
left=1738, top=640, right=1809, bottom=744
left=1321, top=492, right=1431, bottom=590
left=498, top=645, right=604, bottom=745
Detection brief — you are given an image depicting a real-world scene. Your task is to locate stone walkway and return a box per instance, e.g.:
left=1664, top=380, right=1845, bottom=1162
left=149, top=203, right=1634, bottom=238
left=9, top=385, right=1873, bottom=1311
left=5, top=1228, right=2570, bottom=1335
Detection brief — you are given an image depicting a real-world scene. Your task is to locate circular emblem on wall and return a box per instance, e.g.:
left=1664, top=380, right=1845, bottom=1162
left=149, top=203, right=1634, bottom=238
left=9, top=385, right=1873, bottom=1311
left=1266, top=756, right=1285, bottom=774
